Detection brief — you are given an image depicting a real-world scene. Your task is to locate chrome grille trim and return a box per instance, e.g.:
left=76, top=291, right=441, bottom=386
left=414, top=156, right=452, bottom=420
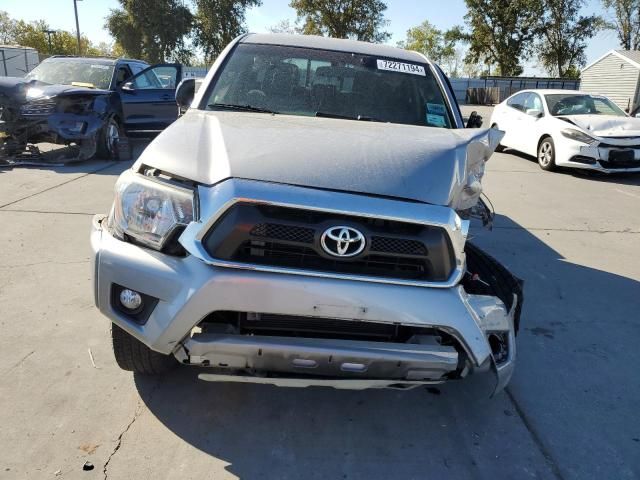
left=179, top=178, right=468, bottom=288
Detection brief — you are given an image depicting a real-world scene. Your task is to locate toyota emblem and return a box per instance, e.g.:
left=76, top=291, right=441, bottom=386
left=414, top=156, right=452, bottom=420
left=320, top=226, right=366, bottom=258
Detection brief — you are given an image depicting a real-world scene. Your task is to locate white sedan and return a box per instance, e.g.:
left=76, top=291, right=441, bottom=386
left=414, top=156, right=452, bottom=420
left=489, top=89, right=640, bottom=173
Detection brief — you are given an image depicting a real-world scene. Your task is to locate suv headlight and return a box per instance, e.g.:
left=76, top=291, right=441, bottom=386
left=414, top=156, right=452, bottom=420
left=108, top=171, right=195, bottom=251
left=561, top=128, right=596, bottom=145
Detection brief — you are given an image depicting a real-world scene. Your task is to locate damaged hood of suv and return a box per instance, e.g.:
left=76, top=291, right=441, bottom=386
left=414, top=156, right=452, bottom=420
left=0, top=76, right=109, bottom=105
left=139, top=111, right=502, bottom=207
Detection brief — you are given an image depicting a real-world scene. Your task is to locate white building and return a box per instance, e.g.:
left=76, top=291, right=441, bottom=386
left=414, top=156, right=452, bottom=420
left=581, top=50, right=640, bottom=112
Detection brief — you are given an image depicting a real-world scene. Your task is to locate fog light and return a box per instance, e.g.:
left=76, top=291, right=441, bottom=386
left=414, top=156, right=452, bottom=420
left=119, top=289, right=142, bottom=311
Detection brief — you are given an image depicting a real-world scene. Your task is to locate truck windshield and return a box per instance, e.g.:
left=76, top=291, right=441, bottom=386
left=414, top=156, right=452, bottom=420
left=205, top=43, right=453, bottom=128
left=25, top=60, right=114, bottom=90
left=545, top=93, right=627, bottom=117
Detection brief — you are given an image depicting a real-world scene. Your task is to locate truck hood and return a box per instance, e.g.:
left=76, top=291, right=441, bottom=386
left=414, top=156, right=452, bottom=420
left=558, top=114, right=640, bottom=137
left=138, top=111, right=503, bottom=207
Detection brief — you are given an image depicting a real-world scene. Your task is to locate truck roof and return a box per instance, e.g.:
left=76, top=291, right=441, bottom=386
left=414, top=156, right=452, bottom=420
left=241, top=33, right=432, bottom=65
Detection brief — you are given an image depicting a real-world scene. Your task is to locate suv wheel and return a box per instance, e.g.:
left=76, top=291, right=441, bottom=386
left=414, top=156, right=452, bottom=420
left=111, top=324, right=177, bottom=375
left=97, top=117, right=122, bottom=160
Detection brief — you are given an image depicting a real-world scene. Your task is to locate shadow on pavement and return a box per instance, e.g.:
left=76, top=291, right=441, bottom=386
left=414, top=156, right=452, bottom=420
left=133, top=214, right=640, bottom=479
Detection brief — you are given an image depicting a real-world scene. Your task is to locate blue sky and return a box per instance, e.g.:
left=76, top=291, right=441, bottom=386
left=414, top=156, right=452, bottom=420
left=3, top=0, right=620, bottom=74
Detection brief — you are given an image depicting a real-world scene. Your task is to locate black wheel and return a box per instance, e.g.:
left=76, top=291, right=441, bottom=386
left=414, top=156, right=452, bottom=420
left=97, top=116, right=121, bottom=160
left=491, top=124, right=505, bottom=152
left=464, top=243, right=524, bottom=334
left=111, top=323, right=176, bottom=375
left=537, top=136, right=556, bottom=171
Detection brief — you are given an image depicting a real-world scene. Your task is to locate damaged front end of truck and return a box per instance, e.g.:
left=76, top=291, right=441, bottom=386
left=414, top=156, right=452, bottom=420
left=0, top=77, right=110, bottom=165
left=92, top=110, right=523, bottom=396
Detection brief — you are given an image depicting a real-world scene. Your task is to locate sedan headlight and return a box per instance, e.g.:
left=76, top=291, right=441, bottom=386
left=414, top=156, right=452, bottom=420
left=108, top=171, right=195, bottom=251
left=561, top=128, right=597, bottom=145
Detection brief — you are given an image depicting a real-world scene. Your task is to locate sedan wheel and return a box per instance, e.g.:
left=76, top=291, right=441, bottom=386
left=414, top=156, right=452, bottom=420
left=537, top=137, right=556, bottom=171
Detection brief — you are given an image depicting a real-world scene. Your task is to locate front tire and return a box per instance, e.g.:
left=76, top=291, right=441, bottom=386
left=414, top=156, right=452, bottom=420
left=97, top=116, right=121, bottom=160
left=111, top=324, right=176, bottom=375
left=537, top=136, right=556, bottom=171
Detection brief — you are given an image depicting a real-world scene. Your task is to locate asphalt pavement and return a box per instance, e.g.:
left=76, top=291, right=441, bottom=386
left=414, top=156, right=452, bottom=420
left=0, top=112, right=639, bottom=480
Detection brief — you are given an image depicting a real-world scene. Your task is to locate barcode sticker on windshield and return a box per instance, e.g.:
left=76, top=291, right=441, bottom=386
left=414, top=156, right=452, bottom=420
left=377, top=59, right=426, bottom=76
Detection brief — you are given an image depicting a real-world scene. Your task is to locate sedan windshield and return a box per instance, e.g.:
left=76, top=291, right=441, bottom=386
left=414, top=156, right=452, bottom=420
left=545, top=94, right=626, bottom=117
left=205, top=43, right=453, bottom=128
left=25, top=60, right=114, bottom=90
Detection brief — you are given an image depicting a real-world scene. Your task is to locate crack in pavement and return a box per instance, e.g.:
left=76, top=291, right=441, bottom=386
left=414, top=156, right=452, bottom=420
left=0, top=260, right=90, bottom=269
left=505, top=387, right=566, bottom=480
left=1, top=208, right=637, bottom=234
left=0, top=162, right=116, bottom=210
left=0, top=209, right=96, bottom=216
left=102, top=400, right=144, bottom=480
left=492, top=226, right=640, bottom=234
left=2, top=350, right=35, bottom=376
left=103, top=378, right=163, bottom=479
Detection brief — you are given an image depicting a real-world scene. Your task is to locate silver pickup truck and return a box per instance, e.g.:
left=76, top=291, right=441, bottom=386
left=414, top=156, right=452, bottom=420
left=91, top=34, right=522, bottom=395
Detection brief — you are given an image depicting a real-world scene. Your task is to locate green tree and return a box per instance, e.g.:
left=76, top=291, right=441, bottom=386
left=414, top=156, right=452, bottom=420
left=0, top=10, right=16, bottom=44
left=192, top=0, right=261, bottom=63
left=397, top=21, right=457, bottom=64
left=106, top=0, right=193, bottom=63
left=12, top=19, right=91, bottom=56
left=536, top=0, right=602, bottom=77
left=268, top=18, right=298, bottom=34
left=461, top=0, right=543, bottom=76
left=602, top=0, right=640, bottom=50
left=290, top=0, right=390, bottom=42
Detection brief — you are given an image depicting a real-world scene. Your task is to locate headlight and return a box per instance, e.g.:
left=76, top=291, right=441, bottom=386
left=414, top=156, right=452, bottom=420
left=108, top=171, right=196, bottom=251
left=561, top=128, right=596, bottom=144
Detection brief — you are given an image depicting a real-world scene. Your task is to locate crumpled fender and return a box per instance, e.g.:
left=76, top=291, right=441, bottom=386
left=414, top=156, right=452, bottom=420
left=47, top=112, right=104, bottom=140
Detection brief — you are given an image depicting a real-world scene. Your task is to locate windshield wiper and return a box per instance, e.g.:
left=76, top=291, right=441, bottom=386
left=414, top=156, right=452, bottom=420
left=208, top=103, right=277, bottom=114
left=315, top=111, right=382, bottom=122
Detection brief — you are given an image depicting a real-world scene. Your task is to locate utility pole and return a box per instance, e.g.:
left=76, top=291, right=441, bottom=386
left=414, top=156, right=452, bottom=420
left=73, top=0, right=82, bottom=55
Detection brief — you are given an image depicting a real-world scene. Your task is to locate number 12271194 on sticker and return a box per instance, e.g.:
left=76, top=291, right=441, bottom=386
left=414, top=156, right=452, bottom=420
left=376, top=59, right=426, bottom=76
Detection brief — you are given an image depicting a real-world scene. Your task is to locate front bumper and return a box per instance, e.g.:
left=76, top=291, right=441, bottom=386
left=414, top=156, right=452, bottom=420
left=91, top=213, right=517, bottom=395
left=557, top=142, right=640, bottom=173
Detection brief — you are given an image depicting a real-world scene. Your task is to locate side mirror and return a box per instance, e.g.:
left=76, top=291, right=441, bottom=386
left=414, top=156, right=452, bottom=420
left=526, top=108, right=543, bottom=118
left=121, top=81, right=134, bottom=92
left=466, top=111, right=483, bottom=128
left=175, top=78, right=196, bottom=114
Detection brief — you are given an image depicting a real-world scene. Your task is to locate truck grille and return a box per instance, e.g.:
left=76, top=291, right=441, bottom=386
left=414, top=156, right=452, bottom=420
left=20, top=100, right=57, bottom=116
left=202, top=203, right=455, bottom=282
